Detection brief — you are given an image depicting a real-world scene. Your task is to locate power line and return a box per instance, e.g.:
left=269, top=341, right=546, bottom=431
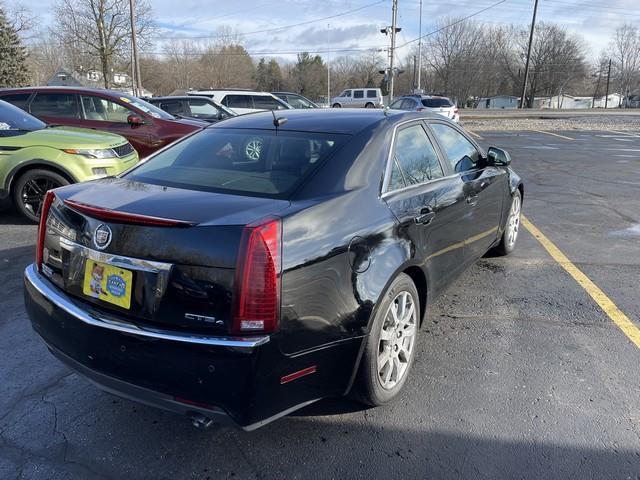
left=151, top=0, right=388, bottom=40
left=395, top=0, right=508, bottom=49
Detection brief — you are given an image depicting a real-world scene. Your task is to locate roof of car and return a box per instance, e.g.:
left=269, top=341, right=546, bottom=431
left=189, top=90, right=275, bottom=96
left=209, top=108, right=445, bottom=135
left=147, top=95, right=215, bottom=101
left=0, top=86, right=132, bottom=98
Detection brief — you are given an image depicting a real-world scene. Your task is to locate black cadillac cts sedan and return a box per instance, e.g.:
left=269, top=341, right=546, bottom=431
left=24, top=109, right=523, bottom=430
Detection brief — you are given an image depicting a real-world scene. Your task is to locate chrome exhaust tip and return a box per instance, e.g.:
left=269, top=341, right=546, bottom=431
left=190, top=414, right=214, bottom=429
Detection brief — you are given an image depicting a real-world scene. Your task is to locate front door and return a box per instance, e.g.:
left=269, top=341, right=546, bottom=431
left=429, top=122, right=506, bottom=263
left=382, top=122, right=469, bottom=293
left=78, top=94, right=155, bottom=157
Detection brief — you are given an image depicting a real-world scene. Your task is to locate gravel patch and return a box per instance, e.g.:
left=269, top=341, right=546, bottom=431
left=461, top=116, right=640, bottom=131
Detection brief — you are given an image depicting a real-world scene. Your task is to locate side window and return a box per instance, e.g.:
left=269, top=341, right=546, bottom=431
left=389, top=160, right=406, bottom=191
left=353, top=90, right=364, bottom=99
left=80, top=95, right=135, bottom=122
left=188, top=99, right=226, bottom=119
left=30, top=93, right=78, bottom=118
left=389, top=99, right=404, bottom=109
left=1, top=93, right=31, bottom=109
left=159, top=101, right=185, bottom=116
left=343, top=90, right=352, bottom=98
left=391, top=124, right=444, bottom=189
left=366, top=90, right=378, bottom=98
left=430, top=123, right=480, bottom=172
left=253, top=96, right=284, bottom=110
left=400, top=99, right=416, bottom=110
left=223, top=95, right=253, bottom=109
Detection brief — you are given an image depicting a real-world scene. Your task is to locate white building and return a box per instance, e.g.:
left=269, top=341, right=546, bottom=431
left=476, top=95, right=519, bottom=109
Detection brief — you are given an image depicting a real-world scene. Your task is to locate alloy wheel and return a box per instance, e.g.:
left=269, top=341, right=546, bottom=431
left=506, top=194, right=521, bottom=249
left=21, top=177, right=60, bottom=218
left=377, top=291, right=418, bottom=390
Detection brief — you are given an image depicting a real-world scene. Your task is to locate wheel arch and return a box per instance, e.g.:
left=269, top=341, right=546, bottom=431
left=5, top=160, right=77, bottom=194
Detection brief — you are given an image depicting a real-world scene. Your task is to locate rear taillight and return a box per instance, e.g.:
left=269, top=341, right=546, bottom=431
left=36, top=191, right=56, bottom=273
left=232, top=217, right=281, bottom=335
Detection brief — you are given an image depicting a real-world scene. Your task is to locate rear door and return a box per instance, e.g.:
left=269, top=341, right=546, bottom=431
left=186, top=98, right=230, bottom=121
left=352, top=90, right=365, bottom=108
left=157, top=99, right=187, bottom=117
left=29, top=92, right=82, bottom=126
left=382, top=121, right=469, bottom=292
left=429, top=121, right=506, bottom=262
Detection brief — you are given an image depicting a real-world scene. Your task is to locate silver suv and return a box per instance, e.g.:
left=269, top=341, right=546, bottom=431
left=331, top=88, right=384, bottom=108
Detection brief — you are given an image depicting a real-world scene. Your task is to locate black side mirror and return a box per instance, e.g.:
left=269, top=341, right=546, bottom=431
left=487, top=146, right=511, bottom=166
left=127, top=114, right=145, bottom=126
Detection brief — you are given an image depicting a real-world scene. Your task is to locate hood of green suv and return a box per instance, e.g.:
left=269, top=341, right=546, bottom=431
left=0, top=126, right=128, bottom=149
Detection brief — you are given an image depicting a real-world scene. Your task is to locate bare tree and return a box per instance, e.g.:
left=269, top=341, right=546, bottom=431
left=609, top=24, right=640, bottom=107
left=53, top=0, right=154, bottom=88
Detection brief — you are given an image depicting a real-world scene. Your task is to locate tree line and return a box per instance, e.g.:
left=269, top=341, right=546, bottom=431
left=1, top=0, right=640, bottom=107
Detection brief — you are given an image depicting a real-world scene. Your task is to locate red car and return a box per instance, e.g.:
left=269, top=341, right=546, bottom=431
left=0, top=87, right=208, bottom=158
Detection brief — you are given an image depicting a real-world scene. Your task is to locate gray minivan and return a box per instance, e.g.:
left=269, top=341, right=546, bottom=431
left=331, top=88, right=384, bottom=108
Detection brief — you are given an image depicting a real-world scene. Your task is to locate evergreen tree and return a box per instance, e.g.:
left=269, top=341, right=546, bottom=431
left=0, top=7, right=29, bottom=87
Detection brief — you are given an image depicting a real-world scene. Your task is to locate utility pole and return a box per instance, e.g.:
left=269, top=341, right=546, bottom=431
left=605, top=58, right=612, bottom=109
left=327, top=24, right=331, bottom=107
left=417, top=0, right=423, bottom=92
left=129, top=0, right=142, bottom=96
left=412, top=55, right=417, bottom=90
left=389, top=0, right=398, bottom=102
left=519, top=0, right=539, bottom=109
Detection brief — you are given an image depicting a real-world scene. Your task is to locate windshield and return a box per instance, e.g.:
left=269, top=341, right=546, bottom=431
left=422, top=98, right=454, bottom=108
left=118, top=94, right=176, bottom=120
left=0, top=100, right=46, bottom=132
left=125, top=128, right=349, bottom=198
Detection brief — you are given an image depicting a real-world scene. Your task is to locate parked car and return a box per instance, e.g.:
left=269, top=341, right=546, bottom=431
left=331, top=88, right=384, bottom=108
left=0, top=100, right=138, bottom=222
left=24, top=109, right=523, bottom=430
left=146, top=95, right=236, bottom=123
left=188, top=90, right=292, bottom=115
left=0, top=87, right=208, bottom=158
left=390, top=95, right=460, bottom=122
left=271, top=92, right=319, bottom=109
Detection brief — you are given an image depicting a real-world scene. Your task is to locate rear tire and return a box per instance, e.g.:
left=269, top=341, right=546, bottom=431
left=353, top=273, right=420, bottom=406
left=332, top=103, right=341, bottom=108
left=365, top=102, right=375, bottom=108
left=12, top=169, right=69, bottom=223
left=493, top=190, right=522, bottom=256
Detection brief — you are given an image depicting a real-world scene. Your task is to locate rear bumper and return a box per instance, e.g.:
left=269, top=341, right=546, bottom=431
left=24, top=264, right=360, bottom=429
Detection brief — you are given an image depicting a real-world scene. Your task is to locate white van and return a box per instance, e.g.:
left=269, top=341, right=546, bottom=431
left=331, top=88, right=384, bottom=108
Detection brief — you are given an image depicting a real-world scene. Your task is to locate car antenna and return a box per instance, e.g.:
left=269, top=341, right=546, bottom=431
left=271, top=110, right=287, bottom=134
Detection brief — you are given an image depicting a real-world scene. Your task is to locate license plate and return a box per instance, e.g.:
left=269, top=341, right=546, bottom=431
left=82, top=260, right=133, bottom=309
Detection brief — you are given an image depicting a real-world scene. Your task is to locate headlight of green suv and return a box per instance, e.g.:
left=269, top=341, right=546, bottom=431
left=63, top=148, right=117, bottom=159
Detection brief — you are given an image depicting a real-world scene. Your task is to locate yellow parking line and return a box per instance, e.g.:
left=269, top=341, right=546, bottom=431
left=467, top=130, right=483, bottom=140
left=532, top=130, right=574, bottom=141
left=522, top=216, right=640, bottom=349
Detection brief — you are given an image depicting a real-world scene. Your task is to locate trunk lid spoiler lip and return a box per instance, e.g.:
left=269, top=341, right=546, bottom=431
left=63, top=199, right=198, bottom=227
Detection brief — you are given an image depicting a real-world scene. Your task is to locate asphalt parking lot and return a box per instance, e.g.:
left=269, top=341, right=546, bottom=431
left=1, top=128, right=639, bottom=479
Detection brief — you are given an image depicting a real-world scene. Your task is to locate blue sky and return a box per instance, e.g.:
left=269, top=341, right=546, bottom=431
left=21, top=0, right=640, bottom=63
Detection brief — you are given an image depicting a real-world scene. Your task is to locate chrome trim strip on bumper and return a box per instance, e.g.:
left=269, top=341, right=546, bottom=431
left=59, top=237, right=172, bottom=273
left=24, top=264, right=270, bottom=349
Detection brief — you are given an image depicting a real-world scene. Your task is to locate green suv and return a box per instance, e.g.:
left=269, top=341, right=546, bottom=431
left=0, top=100, right=138, bottom=222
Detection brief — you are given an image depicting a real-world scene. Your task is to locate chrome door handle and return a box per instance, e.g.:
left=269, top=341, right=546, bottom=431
left=414, top=207, right=436, bottom=225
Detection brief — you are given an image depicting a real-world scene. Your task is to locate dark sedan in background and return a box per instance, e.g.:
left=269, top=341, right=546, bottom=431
left=24, top=109, right=523, bottom=430
left=0, top=87, right=208, bottom=158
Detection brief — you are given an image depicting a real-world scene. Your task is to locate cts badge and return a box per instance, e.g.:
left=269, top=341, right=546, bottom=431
left=93, top=224, right=112, bottom=250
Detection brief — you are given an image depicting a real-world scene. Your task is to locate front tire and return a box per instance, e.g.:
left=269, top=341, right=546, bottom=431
left=332, top=103, right=342, bottom=108
left=12, top=169, right=69, bottom=223
left=365, top=102, right=375, bottom=108
left=354, top=273, right=419, bottom=406
left=493, top=190, right=522, bottom=256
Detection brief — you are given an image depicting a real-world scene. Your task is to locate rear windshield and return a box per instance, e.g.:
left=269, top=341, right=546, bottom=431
left=422, top=98, right=454, bottom=108
left=125, top=129, right=348, bottom=198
